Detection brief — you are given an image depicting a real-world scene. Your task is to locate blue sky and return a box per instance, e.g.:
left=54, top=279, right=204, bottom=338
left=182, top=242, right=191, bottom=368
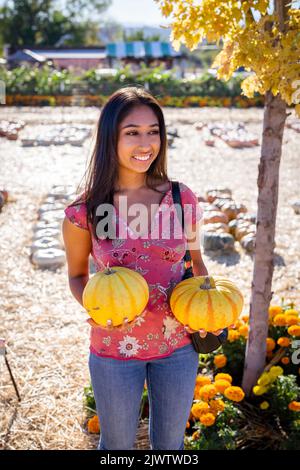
left=103, top=0, right=168, bottom=26
left=103, top=0, right=300, bottom=26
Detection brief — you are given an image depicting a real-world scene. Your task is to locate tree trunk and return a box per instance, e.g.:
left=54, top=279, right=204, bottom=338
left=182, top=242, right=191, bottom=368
left=242, top=90, right=287, bottom=396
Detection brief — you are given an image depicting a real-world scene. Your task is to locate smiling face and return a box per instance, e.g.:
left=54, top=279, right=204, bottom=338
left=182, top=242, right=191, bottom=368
left=117, top=105, right=161, bottom=177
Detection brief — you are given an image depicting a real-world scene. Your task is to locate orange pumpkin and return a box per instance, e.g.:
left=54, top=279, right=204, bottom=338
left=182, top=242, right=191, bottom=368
left=202, top=222, right=230, bottom=233
left=203, top=211, right=229, bottom=225
left=170, top=275, right=243, bottom=331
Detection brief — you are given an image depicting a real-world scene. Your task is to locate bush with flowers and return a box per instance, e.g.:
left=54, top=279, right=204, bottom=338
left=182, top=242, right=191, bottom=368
left=184, top=299, right=300, bottom=449
left=184, top=372, right=245, bottom=450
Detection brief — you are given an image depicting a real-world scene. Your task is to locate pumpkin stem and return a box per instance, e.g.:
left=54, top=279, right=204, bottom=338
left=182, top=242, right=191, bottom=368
left=200, top=276, right=215, bottom=290
left=105, top=261, right=116, bottom=275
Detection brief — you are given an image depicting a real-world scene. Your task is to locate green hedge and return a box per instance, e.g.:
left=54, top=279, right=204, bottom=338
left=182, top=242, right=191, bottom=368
left=1, top=63, right=247, bottom=99
left=1, top=64, right=74, bottom=95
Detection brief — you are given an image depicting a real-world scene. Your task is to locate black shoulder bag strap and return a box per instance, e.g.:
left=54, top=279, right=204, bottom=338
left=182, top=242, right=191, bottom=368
left=171, top=181, right=193, bottom=279
left=170, top=180, right=228, bottom=354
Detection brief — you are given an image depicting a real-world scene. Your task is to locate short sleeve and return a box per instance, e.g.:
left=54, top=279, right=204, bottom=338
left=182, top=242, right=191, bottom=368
left=179, top=182, right=203, bottom=225
left=64, top=198, right=89, bottom=231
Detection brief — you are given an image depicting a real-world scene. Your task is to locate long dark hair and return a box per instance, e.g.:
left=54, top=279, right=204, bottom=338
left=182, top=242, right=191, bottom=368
left=74, top=86, right=169, bottom=240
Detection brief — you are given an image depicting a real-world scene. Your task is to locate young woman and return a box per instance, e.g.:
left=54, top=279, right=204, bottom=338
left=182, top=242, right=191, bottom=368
left=62, top=86, right=224, bottom=450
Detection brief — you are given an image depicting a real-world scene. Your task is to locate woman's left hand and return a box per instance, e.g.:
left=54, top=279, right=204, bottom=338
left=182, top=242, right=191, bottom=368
left=184, top=324, right=235, bottom=337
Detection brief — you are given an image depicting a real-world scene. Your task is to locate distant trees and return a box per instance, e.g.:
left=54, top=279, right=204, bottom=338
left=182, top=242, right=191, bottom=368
left=122, top=30, right=164, bottom=42
left=0, top=0, right=112, bottom=49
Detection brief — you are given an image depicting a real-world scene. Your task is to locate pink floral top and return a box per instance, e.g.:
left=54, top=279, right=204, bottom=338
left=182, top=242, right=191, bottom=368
left=64, top=181, right=203, bottom=360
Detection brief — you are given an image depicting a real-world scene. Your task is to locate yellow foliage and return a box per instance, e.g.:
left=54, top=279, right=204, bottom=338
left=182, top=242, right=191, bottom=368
left=157, top=0, right=300, bottom=116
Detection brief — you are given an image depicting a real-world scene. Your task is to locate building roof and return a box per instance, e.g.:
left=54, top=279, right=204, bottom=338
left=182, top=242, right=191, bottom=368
left=7, top=42, right=181, bottom=64
left=106, top=42, right=181, bottom=58
left=8, top=49, right=46, bottom=62
left=30, top=48, right=106, bottom=59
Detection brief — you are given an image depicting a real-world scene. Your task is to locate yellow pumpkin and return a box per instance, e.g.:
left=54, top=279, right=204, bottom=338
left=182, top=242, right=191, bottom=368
left=83, top=265, right=149, bottom=327
left=169, top=275, right=243, bottom=331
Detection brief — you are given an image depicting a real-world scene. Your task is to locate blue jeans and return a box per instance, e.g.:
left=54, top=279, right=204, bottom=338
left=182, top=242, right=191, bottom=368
left=88, top=343, right=199, bottom=450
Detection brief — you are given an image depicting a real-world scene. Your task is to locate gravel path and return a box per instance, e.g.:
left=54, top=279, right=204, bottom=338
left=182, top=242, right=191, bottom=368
left=0, top=106, right=299, bottom=450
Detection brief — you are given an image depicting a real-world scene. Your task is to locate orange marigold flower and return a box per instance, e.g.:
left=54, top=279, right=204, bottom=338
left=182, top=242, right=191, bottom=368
left=224, top=386, right=245, bottom=402
left=198, top=384, right=218, bottom=401
left=273, top=314, right=286, bottom=326
left=195, top=375, right=212, bottom=387
left=288, top=325, right=300, bottom=337
left=194, top=385, right=203, bottom=400
left=239, top=325, right=249, bottom=337
left=186, top=420, right=190, bottom=429
left=200, top=413, right=216, bottom=426
left=228, top=330, right=240, bottom=342
left=87, top=415, right=100, bottom=434
left=286, top=315, right=299, bottom=326
left=234, top=320, right=243, bottom=329
left=214, top=354, right=227, bottom=368
left=288, top=401, right=300, bottom=411
left=269, top=305, right=283, bottom=317
left=191, top=401, right=210, bottom=419
left=214, top=379, right=231, bottom=394
left=284, top=309, right=299, bottom=316
left=209, top=398, right=225, bottom=413
left=277, top=337, right=291, bottom=347
left=192, top=430, right=200, bottom=440
left=266, top=337, right=276, bottom=352
left=214, top=373, right=233, bottom=383
left=281, top=356, right=290, bottom=365
left=241, top=314, right=249, bottom=323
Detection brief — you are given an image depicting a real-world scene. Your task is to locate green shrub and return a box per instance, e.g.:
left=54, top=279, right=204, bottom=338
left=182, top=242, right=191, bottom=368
left=1, top=63, right=245, bottom=99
